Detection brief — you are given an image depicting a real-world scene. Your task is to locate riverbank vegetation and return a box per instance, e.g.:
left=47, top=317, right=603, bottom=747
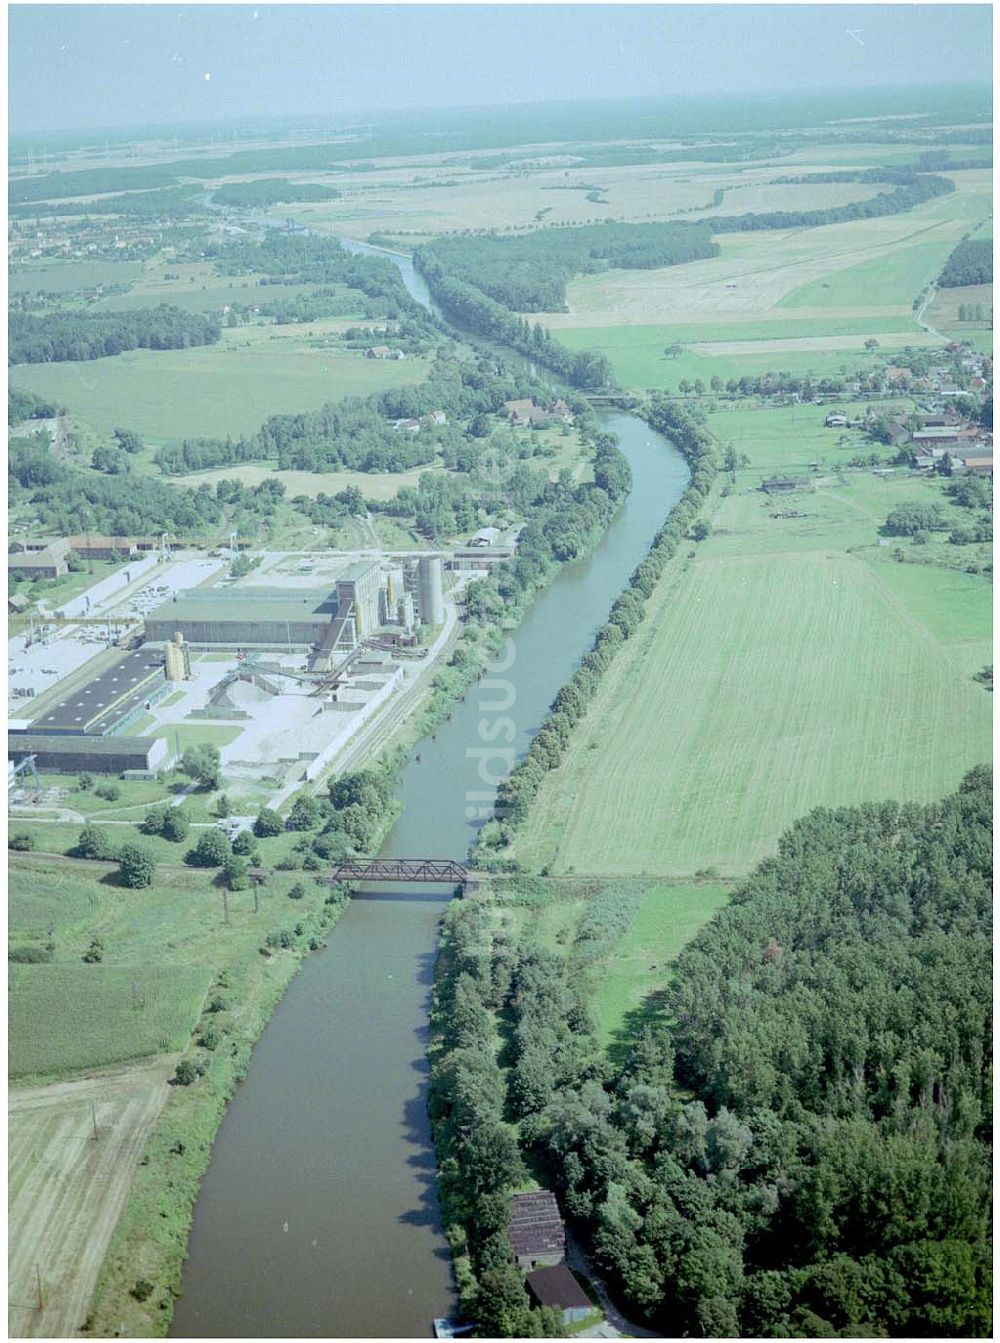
left=436, top=770, right=991, bottom=1337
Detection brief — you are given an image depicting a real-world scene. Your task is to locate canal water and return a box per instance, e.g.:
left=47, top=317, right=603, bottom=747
left=170, top=240, right=689, bottom=1338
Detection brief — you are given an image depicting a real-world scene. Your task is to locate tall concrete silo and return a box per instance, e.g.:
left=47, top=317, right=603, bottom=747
left=417, top=555, right=444, bottom=628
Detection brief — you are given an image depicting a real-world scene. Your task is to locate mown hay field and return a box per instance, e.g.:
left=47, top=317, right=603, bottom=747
left=512, top=544, right=992, bottom=879
left=546, top=176, right=991, bottom=331
left=286, top=160, right=891, bottom=241
left=9, top=1060, right=176, bottom=1339
left=10, top=325, right=429, bottom=444
left=8, top=259, right=144, bottom=294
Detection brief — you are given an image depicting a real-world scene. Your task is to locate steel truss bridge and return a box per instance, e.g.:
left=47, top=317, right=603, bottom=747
left=327, top=857, right=469, bottom=886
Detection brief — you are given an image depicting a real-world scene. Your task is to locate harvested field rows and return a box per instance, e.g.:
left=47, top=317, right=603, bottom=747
left=548, top=185, right=990, bottom=328
left=513, top=550, right=992, bottom=878
left=8, top=1060, right=175, bottom=1339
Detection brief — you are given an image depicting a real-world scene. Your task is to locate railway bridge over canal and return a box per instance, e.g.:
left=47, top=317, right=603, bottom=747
left=328, top=857, right=470, bottom=888
left=250, top=857, right=473, bottom=893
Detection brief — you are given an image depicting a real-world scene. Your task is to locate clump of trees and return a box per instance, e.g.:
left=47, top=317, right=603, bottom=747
left=179, top=745, right=222, bottom=790
left=8, top=388, right=57, bottom=425
left=881, top=502, right=950, bottom=536
left=211, top=178, right=341, bottom=208
left=9, top=304, right=221, bottom=365
left=117, top=842, right=156, bottom=888
left=939, top=237, right=993, bottom=288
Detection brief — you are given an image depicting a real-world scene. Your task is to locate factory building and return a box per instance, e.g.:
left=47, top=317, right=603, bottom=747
left=27, top=648, right=171, bottom=738
left=145, top=587, right=336, bottom=648
left=335, top=561, right=382, bottom=640
left=8, top=733, right=168, bottom=777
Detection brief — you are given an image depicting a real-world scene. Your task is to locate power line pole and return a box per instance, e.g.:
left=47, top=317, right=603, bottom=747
left=35, top=1264, right=44, bottom=1312
left=91, top=1100, right=99, bottom=1140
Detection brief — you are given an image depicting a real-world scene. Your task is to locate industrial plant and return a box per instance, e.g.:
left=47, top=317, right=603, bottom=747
left=8, top=545, right=467, bottom=797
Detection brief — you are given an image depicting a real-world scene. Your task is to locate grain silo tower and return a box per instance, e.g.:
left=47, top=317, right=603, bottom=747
left=417, top=556, right=444, bottom=627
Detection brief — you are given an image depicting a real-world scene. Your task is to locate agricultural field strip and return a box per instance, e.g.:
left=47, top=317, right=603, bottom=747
left=8, top=1060, right=175, bottom=1340
left=513, top=545, right=990, bottom=877
left=547, top=192, right=987, bottom=327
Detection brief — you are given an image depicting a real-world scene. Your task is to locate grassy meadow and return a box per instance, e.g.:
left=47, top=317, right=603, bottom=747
left=511, top=406, right=992, bottom=880
left=587, top=882, right=731, bottom=1045
left=10, top=324, right=430, bottom=444
left=8, top=852, right=334, bottom=1083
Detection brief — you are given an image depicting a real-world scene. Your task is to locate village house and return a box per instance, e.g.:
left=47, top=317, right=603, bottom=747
left=963, top=454, right=994, bottom=478
left=504, top=398, right=536, bottom=426
left=884, top=421, right=911, bottom=447
left=365, top=345, right=392, bottom=359
left=525, top=1267, right=593, bottom=1326
left=824, top=413, right=849, bottom=428
left=912, top=427, right=962, bottom=448
left=508, top=1191, right=565, bottom=1270
left=8, top=537, right=71, bottom=579
left=761, top=475, right=810, bottom=494
left=392, top=418, right=421, bottom=434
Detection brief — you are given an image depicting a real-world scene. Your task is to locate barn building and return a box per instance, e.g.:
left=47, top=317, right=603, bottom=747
left=508, top=1191, right=566, bottom=1270
left=525, top=1266, right=593, bottom=1325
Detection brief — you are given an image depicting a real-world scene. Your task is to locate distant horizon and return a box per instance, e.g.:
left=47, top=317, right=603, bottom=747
left=9, top=4, right=992, bottom=137
left=8, top=79, right=993, bottom=149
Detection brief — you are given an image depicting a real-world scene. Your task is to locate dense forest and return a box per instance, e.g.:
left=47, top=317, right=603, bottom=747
left=938, top=238, right=993, bottom=288
left=433, top=769, right=992, bottom=1337
left=9, top=304, right=221, bottom=364
left=417, top=222, right=718, bottom=312
left=211, top=178, right=341, bottom=207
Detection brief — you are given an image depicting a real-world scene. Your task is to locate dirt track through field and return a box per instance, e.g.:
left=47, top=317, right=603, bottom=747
left=8, top=1058, right=175, bottom=1338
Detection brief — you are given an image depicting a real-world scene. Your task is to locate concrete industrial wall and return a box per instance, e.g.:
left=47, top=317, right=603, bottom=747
left=145, top=617, right=329, bottom=646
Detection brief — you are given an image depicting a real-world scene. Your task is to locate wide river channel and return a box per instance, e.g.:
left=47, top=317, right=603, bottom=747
left=170, top=241, right=689, bottom=1338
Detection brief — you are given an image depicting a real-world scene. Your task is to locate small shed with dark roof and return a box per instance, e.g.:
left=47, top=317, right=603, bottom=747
left=526, top=1265, right=593, bottom=1324
left=508, top=1191, right=565, bottom=1269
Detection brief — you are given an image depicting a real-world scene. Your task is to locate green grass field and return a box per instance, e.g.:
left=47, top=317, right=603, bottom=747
left=779, top=239, right=967, bottom=310
left=556, top=326, right=899, bottom=391
left=10, top=328, right=429, bottom=444
left=9, top=259, right=144, bottom=294
left=587, top=882, right=731, bottom=1044
left=512, top=396, right=992, bottom=881
left=8, top=852, right=333, bottom=1081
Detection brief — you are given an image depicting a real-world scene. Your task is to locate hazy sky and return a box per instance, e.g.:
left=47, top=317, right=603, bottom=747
left=9, top=4, right=994, bottom=135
